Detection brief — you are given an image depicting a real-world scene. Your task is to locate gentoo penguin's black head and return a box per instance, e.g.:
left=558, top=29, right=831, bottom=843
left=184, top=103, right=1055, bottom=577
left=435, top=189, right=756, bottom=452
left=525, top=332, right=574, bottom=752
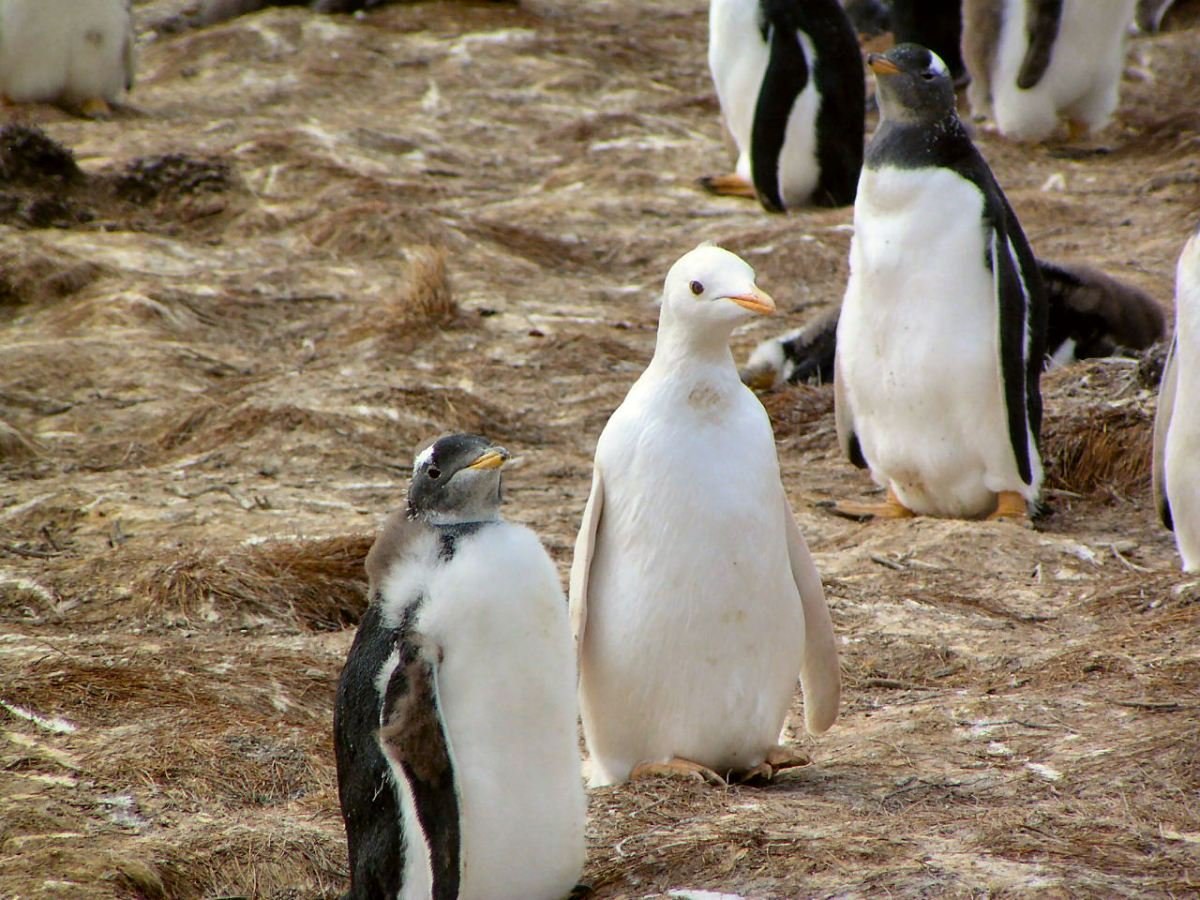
left=406, top=433, right=509, bottom=525
left=867, top=43, right=956, bottom=125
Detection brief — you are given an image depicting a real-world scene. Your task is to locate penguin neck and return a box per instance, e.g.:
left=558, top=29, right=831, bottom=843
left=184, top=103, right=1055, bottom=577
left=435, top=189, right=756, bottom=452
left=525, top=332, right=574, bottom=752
left=650, top=308, right=740, bottom=376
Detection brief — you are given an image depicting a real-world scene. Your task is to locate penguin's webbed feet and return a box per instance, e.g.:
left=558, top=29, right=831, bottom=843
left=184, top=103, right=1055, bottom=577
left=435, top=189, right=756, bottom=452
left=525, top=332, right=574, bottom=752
left=697, top=172, right=757, bottom=200
left=630, top=757, right=727, bottom=787
left=733, top=744, right=812, bottom=785
left=825, top=486, right=915, bottom=521
left=987, top=491, right=1031, bottom=524
left=79, top=96, right=113, bottom=119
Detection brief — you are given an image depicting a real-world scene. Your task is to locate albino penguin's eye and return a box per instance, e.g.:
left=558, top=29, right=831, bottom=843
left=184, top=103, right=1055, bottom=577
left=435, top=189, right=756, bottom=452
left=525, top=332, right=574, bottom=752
left=689, top=280, right=704, bottom=296
left=427, top=466, right=442, bottom=480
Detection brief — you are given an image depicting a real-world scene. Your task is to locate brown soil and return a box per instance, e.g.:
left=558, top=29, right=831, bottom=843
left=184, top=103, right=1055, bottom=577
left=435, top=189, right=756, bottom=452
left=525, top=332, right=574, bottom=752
left=2, top=2, right=1199, bottom=898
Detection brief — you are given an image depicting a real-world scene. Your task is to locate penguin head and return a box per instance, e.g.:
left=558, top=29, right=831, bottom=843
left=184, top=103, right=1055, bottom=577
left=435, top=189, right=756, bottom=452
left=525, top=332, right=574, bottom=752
left=868, top=44, right=956, bottom=125
left=406, top=433, right=509, bottom=525
left=659, top=243, right=775, bottom=337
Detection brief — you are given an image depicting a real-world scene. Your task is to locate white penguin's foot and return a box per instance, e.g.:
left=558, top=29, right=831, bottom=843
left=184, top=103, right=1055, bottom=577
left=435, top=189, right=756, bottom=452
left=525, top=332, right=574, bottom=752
left=734, top=744, right=813, bottom=784
left=697, top=172, right=757, bottom=199
left=630, top=757, right=727, bottom=787
left=829, top=486, right=915, bottom=521
left=987, top=491, right=1030, bottom=523
left=79, top=96, right=113, bottom=119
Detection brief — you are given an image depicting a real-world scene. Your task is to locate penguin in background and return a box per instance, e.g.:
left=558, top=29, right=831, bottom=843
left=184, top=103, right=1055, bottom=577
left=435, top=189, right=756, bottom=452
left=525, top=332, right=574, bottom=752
left=834, top=44, right=1047, bottom=521
left=703, top=0, right=866, bottom=211
left=334, top=434, right=586, bottom=900
left=1153, top=226, right=1200, bottom=573
left=0, top=0, right=134, bottom=117
left=889, top=0, right=967, bottom=83
left=961, top=0, right=1138, bottom=141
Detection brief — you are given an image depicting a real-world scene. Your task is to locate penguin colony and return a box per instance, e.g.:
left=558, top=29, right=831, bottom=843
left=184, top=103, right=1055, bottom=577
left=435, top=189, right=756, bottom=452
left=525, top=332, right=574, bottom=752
left=15, top=1, right=1193, bottom=897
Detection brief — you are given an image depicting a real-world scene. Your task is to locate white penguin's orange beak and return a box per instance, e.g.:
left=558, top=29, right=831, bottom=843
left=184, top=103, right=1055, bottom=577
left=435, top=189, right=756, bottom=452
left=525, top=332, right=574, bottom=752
left=728, top=286, right=776, bottom=316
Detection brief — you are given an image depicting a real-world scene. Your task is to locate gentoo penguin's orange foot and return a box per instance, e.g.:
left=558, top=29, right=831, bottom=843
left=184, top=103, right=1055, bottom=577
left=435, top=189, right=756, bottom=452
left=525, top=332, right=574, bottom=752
left=828, top=486, right=915, bottom=521
left=734, top=744, right=812, bottom=784
left=79, top=96, right=112, bottom=119
left=630, top=757, right=727, bottom=787
left=1066, top=118, right=1089, bottom=143
left=697, top=172, right=757, bottom=199
left=987, top=491, right=1029, bottom=521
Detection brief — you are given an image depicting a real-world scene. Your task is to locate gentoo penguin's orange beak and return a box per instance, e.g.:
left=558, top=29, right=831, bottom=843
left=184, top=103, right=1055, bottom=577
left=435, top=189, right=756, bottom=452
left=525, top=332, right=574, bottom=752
left=728, top=286, right=776, bottom=316
left=467, top=447, right=509, bottom=470
left=867, top=54, right=901, bottom=76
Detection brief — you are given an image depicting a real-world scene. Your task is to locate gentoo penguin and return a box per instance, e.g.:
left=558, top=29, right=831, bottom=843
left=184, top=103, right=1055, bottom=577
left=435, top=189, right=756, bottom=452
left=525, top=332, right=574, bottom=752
left=834, top=44, right=1047, bottom=520
left=334, top=434, right=585, bottom=900
left=1136, top=0, right=1184, bottom=32
left=889, top=0, right=966, bottom=82
left=1153, top=226, right=1200, bottom=573
left=0, top=0, right=134, bottom=117
left=961, top=0, right=1138, bottom=141
left=571, top=243, right=841, bottom=787
left=703, top=0, right=866, bottom=211
left=742, top=260, right=1164, bottom=390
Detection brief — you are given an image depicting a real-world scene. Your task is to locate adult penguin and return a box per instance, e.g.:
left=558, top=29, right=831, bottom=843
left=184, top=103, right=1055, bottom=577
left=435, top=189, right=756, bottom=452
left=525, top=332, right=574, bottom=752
left=0, top=0, right=134, bottom=117
left=334, top=434, right=585, bottom=900
left=703, top=0, right=865, bottom=211
left=572, top=243, right=840, bottom=788
left=834, top=44, right=1047, bottom=521
left=961, top=0, right=1138, bottom=141
left=1153, top=226, right=1200, bottom=573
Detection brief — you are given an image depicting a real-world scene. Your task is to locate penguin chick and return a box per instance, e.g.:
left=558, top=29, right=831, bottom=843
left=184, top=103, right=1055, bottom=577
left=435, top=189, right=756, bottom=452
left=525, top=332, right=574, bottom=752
left=835, top=44, right=1047, bottom=521
left=572, top=243, right=840, bottom=788
left=334, top=434, right=585, bottom=900
left=961, top=0, right=1137, bottom=141
left=1153, top=226, right=1200, bottom=573
left=741, top=261, right=1163, bottom=390
left=0, top=0, right=134, bottom=117
left=703, top=0, right=865, bottom=211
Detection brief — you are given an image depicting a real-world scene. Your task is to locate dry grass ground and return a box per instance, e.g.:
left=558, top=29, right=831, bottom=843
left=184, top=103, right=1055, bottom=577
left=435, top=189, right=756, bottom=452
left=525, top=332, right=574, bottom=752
left=2, top=1, right=1199, bottom=897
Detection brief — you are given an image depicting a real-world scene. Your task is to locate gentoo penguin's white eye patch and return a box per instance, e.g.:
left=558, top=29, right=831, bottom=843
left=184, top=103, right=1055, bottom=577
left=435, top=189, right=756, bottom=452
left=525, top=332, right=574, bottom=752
left=689, top=280, right=704, bottom=296
left=414, top=445, right=435, bottom=469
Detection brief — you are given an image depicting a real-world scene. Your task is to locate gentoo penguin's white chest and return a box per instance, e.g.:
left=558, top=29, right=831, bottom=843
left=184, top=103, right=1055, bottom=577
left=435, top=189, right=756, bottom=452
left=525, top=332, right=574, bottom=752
left=580, top=363, right=805, bottom=784
left=839, top=165, right=1026, bottom=516
left=1163, top=243, right=1200, bottom=572
left=0, top=0, right=132, bottom=105
left=378, top=525, right=585, bottom=900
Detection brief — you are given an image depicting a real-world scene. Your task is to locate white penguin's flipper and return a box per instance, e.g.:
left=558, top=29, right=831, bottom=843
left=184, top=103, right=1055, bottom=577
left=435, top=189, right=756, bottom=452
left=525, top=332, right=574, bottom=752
left=568, top=464, right=604, bottom=650
left=1152, top=336, right=1178, bottom=533
left=784, top=499, right=840, bottom=733
left=377, top=636, right=459, bottom=900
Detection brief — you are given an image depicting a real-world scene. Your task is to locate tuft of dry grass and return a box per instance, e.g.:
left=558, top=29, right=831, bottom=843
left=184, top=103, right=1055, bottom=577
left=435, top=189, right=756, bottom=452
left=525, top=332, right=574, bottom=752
left=0, top=418, right=39, bottom=462
left=136, top=535, right=372, bottom=630
left=1041, top=358, right=1156, bottom=496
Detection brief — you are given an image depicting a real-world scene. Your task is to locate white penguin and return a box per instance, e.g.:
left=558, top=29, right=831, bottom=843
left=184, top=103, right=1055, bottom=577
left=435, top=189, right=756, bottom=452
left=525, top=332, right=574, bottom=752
left=0, top=0, right=134, bottom=117
left=334, top=434, right=586, bottom=900
left=571, top=243, right=841, bottom=788
left=835, top=44, right=1047, bottom=520
left=1153, top=226, right=1200, bottom=573
left=961, top=0, right=1137, bottom=141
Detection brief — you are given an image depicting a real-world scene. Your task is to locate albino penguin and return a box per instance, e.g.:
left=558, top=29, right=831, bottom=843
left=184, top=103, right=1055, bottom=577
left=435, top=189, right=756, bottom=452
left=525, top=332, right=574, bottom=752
left=572, top=243, right=841, bottom=788
left=334, top=434, right=586, bottom=900
left=703, top=0, right=865, bottom=210
left=1153, top=226, right=1200, bottom=573
left=961, top=0, right=1138, bottom=141
left=835, top=44, right=1047, bottom=520
left=0, top=0, right=134, bottom=117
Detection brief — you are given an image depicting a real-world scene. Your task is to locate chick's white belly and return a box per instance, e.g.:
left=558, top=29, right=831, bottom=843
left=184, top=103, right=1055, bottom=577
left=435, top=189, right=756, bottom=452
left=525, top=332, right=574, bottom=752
left=580, top=455, right=804, bottom=784
left=840, top=168, right=1024, bottom=516
left=1165, top=370, right=1200, bottom=573
left=0, top=0, right=128, bottom=103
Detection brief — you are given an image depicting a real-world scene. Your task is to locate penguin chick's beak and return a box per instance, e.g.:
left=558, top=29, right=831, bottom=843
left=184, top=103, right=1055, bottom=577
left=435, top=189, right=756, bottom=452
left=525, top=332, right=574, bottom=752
left=466, top=447, right=510, bottom=470
left=727, top=286, right=776, bottom=316
left=867, top=54, right=900, bottom=76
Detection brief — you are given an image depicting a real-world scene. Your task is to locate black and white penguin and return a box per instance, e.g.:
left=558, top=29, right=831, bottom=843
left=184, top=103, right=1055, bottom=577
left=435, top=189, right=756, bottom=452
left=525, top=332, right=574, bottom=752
left=334, top=434, right=585, bottom=900
left=571, top=244, right=840, bottom=788
left=742, top=260, right=1164, bottom=390
left=834, top=44, right=1047, bottom=521
left=1153, top=226, right=1200, bottom=573
left=0, top=0, right=134, bottom=117
left=889, top=0, right=966, bottom=82
left=961, top=0, right=1138, bottom=141
left=703, top=0, right=866, bottom=211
